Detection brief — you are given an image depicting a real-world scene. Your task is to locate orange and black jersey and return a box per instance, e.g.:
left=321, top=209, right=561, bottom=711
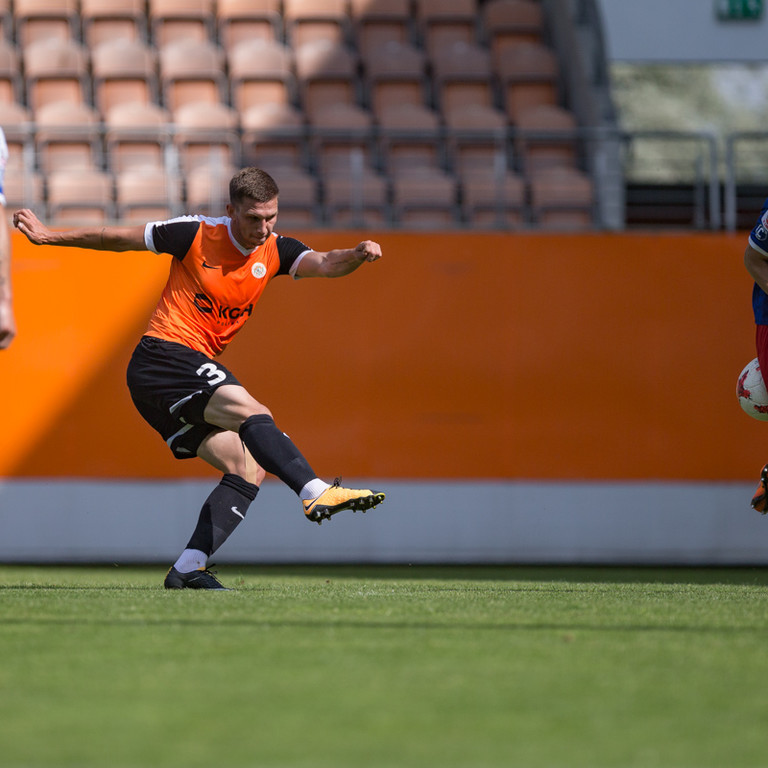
left=143, top=215, right=311, bottom=357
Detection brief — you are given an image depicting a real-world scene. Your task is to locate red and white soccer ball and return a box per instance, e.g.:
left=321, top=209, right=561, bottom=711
left=737, top=357, right=768, bottom=421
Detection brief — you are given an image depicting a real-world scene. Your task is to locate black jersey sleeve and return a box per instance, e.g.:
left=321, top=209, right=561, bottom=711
left=275, top=234, right=312, bottom=276
left=149, top=219, right=202, bottom=260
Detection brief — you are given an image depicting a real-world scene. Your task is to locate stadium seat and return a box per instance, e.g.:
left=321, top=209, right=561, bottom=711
left=216, top=0, right=282, bottom=48
left=240, top=101, right=308, bottom=177
left=431, top=40, right=508, bottom=132
left=13, top=0, right=79, bottom=47
left=91, top=38, right=159, bottom=115
left=283, top=0, right=350, bottom=48
left=227, top=38, right=296, bottom=114
left=172, top=100, right=240, bottom=176
left=148, top=0, right=214, bottom=46
left=294, top=39, right=362, bottom=122
left=268, top=169, right=320, bottom=228
left=46, top=168, right=116, bottom=224
left=158, top=38, right=227, bottom=112
left=0, top=0, right=11, bottom=41
left=349, top=0, right=412, bottom=50
left=361, top=39, right=430, bottom=122
left=377, top=103, right=445, bottom=178
left=0, top=39, right=21, bottom=105
left=482, top=0, right=546, bottom=63
left=528, top=164, right=594, bottom=228
left=322, top=169, right=390, bottom=227
left=414, top=0, right=478, bottom=59
left=184, top=162, right=238, bottom=215
left=104, top=101, right=172, bottom=173
left=495, top=40, right=559, bottom=124
left=34, top=101, right=102, bottom=173
left=23, top=37, right=90, bottom=114
left=390, top=167, right=459, bottom=228
left=80, top=0, right=147, bottom=48
left=460, top=169, right=527, bottom=228
left=115, top=166, right=180, bottom=222
left=514, top=103, right=580, bottom=173
left=1, top=102, right=43, bottom=209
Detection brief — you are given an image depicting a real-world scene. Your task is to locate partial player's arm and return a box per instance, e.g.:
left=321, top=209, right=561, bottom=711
left=13, top=208, right=147, bottom=252
left=0, top=203, right=16, bottom=349
left=294, top=240, right=383, bottom=278
left=745, top=244, right=768, bottom=295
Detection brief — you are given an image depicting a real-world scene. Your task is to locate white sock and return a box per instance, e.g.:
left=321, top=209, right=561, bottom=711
left=300, top=478, right=331, bottom=501
left=173, top=548, right=208, bottom=574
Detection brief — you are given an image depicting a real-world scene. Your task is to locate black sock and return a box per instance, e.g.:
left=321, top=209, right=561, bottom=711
left=238, top=414, right=316, bottom=494
left=186, top=473, right=259, bottom=557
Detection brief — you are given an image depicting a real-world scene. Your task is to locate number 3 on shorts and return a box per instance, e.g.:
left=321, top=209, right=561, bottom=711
left=196, top=362, right=226, bottom=386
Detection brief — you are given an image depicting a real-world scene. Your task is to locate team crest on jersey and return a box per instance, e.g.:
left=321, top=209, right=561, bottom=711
left=251, top=262, right=267, bottom=279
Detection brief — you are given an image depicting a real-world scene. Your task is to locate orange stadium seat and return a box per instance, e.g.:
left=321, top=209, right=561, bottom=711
left=104, top=101, right=172, bottom=173
left=323, top=171, right=390, bottom=227
left=0, top=0, right=11, bottom=40
left=0, top=39, right=21, bottom=105
left=390, top=167, right=458, bottom=227
left=377, top=103, right=445, bottom=179
left=13, top=0, right=79, bottom=47
left=482, top=0, right=546, bottom=63
left=216, top=0, right=282, bottom=48
left=283, top=0, right=350, bottom=48
left=172, top=100, right=240, bottom=176
left=227, top=38, right=296, bottom=114
left=115, top=166, right=181, bottom=223
left=431, top=40, right=508, bottom=131
left=294, top=39, right=363, bottom=122
left=46, top=168, right=115, bottom=224
left=1, top=102, right=44, bottom=209
left=414, top=0, right=478, bottom=59
left=34, top=101, right=103, bottom=174
left=515, top=102, right=580, bottom=173
left=266, top=169, right=319, bottom=228
left=91, top=38, right=159, bottom=115
left=528, top=164, right=594, bottom=228
left=495, top=40, right=559, bottom=124
left=361, top=39, right=430, bottom=122
left=460, top=168, right=527, bottom=227
left=158, top=38, right=226, bottom=111
left=240, top=101, right=308, bottom=176
left=80, top=0, right=147, bottom=48
left=184, top=162, right=238, bottom=215
left=148, top=0, right=214, bottom=46
left=349, top=0, right=413, bottom=50
left=23, top=37, right=90, bottom=114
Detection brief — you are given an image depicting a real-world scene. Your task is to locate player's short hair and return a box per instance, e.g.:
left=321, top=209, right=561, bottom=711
left=229, top=168, right=280, bottom=206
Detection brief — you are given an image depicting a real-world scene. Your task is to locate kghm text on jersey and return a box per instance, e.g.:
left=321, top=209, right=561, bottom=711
left=194, top=292, right=254, bottom=321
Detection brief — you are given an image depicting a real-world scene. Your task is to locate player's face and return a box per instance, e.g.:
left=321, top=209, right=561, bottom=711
left=228, top=197, right=278, bottom=250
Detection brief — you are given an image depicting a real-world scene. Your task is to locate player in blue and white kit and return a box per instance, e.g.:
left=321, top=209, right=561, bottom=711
left=743, top=199, right=768, bottom=511
left=0, top=127, right=15, bottom=349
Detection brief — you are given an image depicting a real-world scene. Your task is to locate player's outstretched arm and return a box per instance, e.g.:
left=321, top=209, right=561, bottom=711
left=0, top=203, right=16, bottom=349
left=13, top=208, right=147, bottom=252
left=746, top=244, right=768, bottom=295
left=295, top=240, right=383, bottom=278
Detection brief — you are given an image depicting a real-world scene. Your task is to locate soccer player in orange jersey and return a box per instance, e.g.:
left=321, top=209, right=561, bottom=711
left=14, top=168, right=385, bottom=589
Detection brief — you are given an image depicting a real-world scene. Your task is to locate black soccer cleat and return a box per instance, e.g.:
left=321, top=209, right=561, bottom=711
left=164, top=565, right=230, bottom=590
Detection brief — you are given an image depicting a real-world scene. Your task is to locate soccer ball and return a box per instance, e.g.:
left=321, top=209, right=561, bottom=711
left=737, top=357, right=768, bottom=421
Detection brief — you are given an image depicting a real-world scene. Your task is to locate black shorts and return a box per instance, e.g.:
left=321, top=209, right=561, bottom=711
left=126, top=336, right=241, bottom=459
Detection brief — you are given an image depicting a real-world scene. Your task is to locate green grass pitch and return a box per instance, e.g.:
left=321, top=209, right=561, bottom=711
left=1, top=564, right=768, bottom=768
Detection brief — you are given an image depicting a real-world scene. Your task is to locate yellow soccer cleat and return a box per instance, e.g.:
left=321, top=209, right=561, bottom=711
left=303, top=478, right=386, bottom=524
left=751, top=463, right=768, bottom=514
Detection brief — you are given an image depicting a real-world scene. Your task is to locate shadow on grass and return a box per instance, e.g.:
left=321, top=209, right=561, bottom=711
left=1, top=563, right=768, bottom=586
